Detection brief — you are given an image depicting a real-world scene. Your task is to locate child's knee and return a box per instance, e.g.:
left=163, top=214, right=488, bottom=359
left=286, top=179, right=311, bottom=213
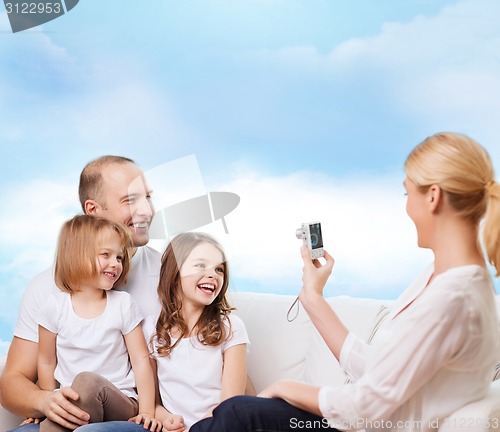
left=71, top=371, right=107, bottom=399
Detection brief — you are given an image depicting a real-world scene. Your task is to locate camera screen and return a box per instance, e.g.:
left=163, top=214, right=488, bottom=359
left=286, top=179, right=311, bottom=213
left=309, top=223, right=323, bottom=249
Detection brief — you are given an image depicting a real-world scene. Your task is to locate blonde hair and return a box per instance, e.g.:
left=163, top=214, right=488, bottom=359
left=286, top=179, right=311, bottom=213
left=55, top=215, right=132, bottom=293
left=405, top=132, right=500, bottom=275
left=153, top=232, right=234, bottom=357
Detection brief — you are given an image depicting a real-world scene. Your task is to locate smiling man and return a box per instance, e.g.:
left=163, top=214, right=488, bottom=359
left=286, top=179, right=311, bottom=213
left=0, top=156, right=161, bottom=432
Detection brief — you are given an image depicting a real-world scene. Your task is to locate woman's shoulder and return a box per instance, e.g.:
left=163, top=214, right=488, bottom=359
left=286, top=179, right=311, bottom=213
left=433, top=265, right=492, bottom=295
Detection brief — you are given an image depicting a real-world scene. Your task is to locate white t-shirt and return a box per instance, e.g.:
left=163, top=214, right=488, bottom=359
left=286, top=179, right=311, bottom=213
left=145, top=314, right=249, bottom=427
left=38, top=290, right=143, bottom=398
left=15, top=245, right=161, bottom=343
left=319, top=264, right=499, bottom=432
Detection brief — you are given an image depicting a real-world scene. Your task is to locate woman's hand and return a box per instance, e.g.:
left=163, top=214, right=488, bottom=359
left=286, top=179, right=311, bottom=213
left=299, top=245, right=334, bottom=301
left=128, top=413, right=163, bottom=431
left=257, top=381, right=280, bottom=399
left=162, top=413, right=185, bottom=432
left=258, top=380, right=322, bottom=415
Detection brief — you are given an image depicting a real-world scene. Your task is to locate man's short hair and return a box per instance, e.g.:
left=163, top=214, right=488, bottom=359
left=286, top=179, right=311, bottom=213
left=79, top=155, right=135, bottom=211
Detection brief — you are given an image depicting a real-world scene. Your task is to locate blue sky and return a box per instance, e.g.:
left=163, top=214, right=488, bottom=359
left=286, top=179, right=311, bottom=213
left=1, top=0, right=500, bottom=354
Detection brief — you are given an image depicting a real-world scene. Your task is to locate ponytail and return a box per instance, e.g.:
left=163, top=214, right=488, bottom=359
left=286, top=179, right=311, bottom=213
left=484, top=181, right=500, bottom=276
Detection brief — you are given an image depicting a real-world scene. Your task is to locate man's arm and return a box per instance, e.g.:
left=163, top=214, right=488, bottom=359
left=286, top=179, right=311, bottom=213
left=1, top=337, right=41, bottom=417
left=0, top=336, right=90, bottom=427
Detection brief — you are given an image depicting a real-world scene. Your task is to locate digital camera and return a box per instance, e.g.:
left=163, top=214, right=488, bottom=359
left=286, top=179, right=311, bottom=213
left=296, top=222, right=324, bottom=259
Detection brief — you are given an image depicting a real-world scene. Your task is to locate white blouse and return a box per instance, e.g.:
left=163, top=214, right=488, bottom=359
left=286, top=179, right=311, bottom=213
left=318, top=264, right=499, bottom=431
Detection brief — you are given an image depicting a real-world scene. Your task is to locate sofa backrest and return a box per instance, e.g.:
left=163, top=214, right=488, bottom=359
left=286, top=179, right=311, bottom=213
left=230, top=291, right=391, bottom=393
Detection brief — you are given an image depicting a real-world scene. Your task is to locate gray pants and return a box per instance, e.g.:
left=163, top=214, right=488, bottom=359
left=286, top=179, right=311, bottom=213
left=40, top=372, right=139, bottom=432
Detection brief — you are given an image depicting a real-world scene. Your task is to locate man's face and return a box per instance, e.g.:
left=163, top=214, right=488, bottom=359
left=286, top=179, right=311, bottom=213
left=96, top=163, right=154, bottom=247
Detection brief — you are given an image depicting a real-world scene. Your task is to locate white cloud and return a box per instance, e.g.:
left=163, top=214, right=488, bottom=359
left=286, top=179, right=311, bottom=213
left=0, top=24, right=194, bottom=159
left=0, top=179, right=80, bottom=328
left=0, top=179, right=79, bottom=250
left=0, top=339, right=11, bottom=356
left=217, top=169, right=433, bottom=298
left=256, top=0, right=500, bottom=73
left=250, top=0, right=500, bottom=164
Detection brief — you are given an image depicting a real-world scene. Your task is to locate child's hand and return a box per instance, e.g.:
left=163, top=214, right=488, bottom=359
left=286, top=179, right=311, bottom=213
left=20, top=418, right=42, bottom=426
left=128, top=413, right=162, bottom=431
left=162, top=413, right=185, bottom=432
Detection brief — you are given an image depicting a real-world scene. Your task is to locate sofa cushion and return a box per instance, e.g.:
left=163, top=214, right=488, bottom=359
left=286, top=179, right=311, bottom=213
left=303, top=296, right=389, bottom=387
left=230, top=292, right=313, bottom=393
left=439, top=381, right=500, bottom=432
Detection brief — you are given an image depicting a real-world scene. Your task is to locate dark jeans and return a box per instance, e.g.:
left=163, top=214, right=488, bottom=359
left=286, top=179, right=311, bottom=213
left=190, top=396, right=338, bottom=432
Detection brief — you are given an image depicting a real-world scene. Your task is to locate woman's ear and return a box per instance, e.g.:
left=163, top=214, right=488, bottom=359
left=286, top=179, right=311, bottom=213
left=428, top=185, right=442, bottom=213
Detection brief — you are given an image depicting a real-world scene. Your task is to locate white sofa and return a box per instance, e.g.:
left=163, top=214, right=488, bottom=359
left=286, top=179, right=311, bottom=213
left=1, top=292, right=500, bottom=431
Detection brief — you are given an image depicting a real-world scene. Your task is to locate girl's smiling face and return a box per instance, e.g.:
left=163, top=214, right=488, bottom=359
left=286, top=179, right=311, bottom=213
left=93, top=228, right=124, bottom=291
left=179, top=242, right=225, bottom=309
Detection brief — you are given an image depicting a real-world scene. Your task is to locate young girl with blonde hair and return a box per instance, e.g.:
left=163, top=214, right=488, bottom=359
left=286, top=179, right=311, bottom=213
left=35, top=215, right=161, bottom=432
left=191, top=132, right=500, bottom=432
left=146, top=232, right=249, bottom=432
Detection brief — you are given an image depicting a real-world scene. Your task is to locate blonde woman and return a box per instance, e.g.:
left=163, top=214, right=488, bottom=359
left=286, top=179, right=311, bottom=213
left=191, top=132, right=500, bottom=432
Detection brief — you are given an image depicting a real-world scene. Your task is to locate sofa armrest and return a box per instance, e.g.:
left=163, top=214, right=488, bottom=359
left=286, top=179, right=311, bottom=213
left=439, top=384, right=500, bottom=432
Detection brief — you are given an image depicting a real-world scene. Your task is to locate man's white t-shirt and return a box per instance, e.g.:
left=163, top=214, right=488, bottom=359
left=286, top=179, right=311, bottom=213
left=14, top=245, right=161, bottom=343
left=145, top=314, right=249, bottom=428
left=38, top=290, right=142, bottom=398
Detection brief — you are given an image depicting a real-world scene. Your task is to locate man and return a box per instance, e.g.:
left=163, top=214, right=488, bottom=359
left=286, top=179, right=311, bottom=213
left=0, top=156, right=161, bottom=431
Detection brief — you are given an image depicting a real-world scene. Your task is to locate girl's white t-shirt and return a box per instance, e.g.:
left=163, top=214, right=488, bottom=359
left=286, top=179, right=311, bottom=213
left=38, top=290, right=143, bottom=398
left=145, top=314, right=249, bottom=427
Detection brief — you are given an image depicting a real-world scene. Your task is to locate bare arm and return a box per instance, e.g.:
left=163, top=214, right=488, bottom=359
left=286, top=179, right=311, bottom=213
left=298, top=246, right=348, bottom=361
left=37, top=326, right=57, bottom=391
left=125, top=324, right=160, bottom=431
left=0, top=336, right=89, bottom=428
left=220, top=344, right=247, bottom=402
left=1, top=337, right=43, bottom=418
left=259, top=380, right=322, bottom=416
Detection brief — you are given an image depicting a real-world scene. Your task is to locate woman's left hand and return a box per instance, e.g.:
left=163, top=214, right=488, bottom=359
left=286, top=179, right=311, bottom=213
left=258, top=380, right=322, bottom=415
left=258, top=381, right=279, bottom=399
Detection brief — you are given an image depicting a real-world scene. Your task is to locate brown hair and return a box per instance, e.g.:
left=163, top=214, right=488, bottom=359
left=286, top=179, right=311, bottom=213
left=405, top=132, right=500, bottom=275
left=55, top=215, right=132, bottom=293
left=153, top=232, right=234, bottom=356
left=78, top=156, right=134, bottom=211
